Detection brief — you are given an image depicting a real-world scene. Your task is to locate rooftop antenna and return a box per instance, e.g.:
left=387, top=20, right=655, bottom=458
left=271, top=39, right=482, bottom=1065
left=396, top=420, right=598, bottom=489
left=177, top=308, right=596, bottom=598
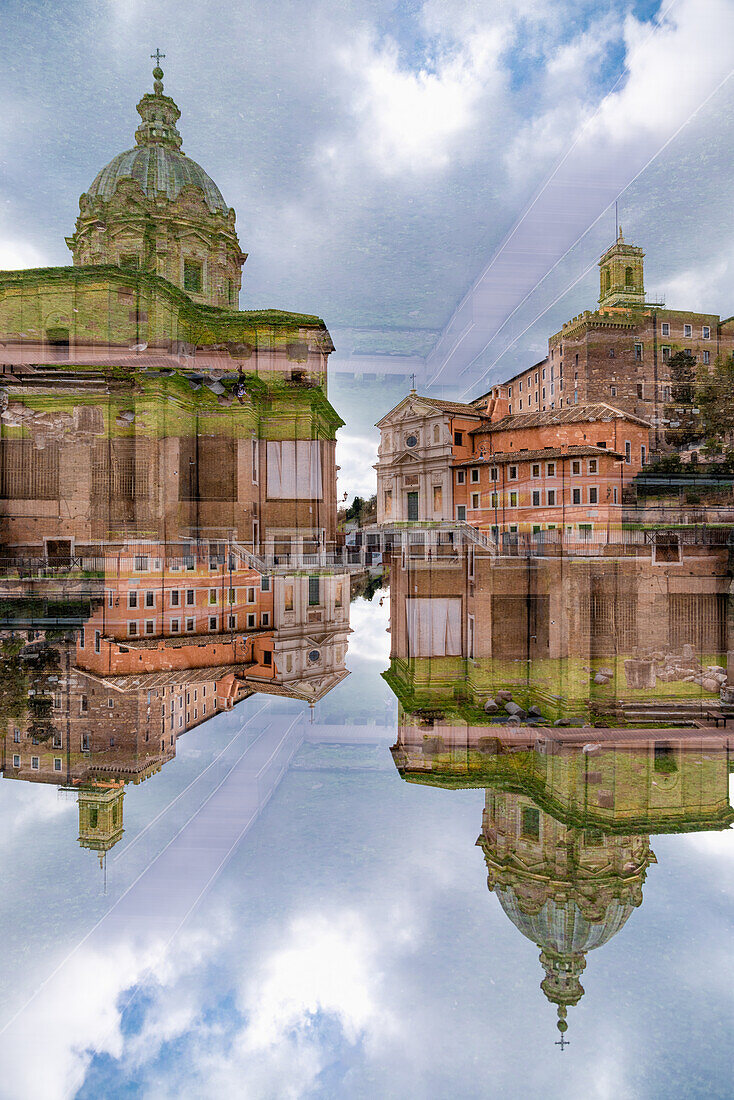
left=615, top=200, right=619, bottom=240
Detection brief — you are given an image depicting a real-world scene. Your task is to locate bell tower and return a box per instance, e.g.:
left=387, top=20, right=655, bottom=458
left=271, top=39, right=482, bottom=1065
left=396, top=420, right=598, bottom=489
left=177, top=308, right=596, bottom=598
left=598, top=227, right=645, bottom=308
left=78, top=782, right=125, bottom=864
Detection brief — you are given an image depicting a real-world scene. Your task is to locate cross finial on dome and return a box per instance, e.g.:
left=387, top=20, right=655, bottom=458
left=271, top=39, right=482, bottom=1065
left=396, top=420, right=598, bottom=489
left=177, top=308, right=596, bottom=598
left=151, top=49, right=166, bottom=95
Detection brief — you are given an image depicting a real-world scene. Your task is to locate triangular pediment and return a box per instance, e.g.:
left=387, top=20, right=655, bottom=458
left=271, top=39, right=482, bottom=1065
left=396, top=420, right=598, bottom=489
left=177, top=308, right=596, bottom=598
left=392, top=450, right=422, bottom=466
left=376, top=396, right=441, bottom=429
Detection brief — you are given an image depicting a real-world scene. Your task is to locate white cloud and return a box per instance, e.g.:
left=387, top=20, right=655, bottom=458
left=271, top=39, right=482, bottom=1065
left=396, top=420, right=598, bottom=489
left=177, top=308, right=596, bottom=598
left=594, top=0, right=734, bottom=146
left=0, top=236, right=47, bottom=271
left=335, top=24, right=507, bottom=176
left=347, top=592, right=390, bottom=663
left=336, top=431, right=379, bottom=501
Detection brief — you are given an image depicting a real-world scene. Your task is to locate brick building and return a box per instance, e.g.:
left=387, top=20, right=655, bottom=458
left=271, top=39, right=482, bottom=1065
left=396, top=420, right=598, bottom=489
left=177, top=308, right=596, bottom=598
left=484, top=229, right=734, bottom=444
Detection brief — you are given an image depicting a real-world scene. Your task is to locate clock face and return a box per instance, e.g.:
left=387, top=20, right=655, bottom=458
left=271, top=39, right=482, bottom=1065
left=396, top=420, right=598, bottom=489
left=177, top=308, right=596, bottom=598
left=406, top=434, right=418, bottom=448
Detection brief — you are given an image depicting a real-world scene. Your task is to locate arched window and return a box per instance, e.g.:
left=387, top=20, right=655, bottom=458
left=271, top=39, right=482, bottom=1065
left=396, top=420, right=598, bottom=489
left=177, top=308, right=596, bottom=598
left=46, top=326, right=69, bottom=362
left=604, top=268, right=611, bottom=292
left=625, top=266, right=633, bottom=287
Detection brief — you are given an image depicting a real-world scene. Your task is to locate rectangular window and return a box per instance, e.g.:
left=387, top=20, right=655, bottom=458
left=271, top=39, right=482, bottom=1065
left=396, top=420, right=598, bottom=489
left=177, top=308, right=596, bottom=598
left=589, top=458, right=598, bottom=473
left=186, top=589, right=195, bottom=605
left=128, top=591, right=138, bottom=609
left=433, top=485, right=442, bottom=512
left=261, top=612, right=270, bottom=627
left=634, top=343, right=643, bottom=361
left=145, top=620, right=155, bottom=635
left=625, top=441, right=631, bottom=464
left=209, top=616, right=218, bottom=631
left=661, top=345, right=671, bottom=362
left=453, top=431, right=463, bottom=446
left=79, top=627, right=85, bottom=648
left=54, top=758, right=62, bottom=772
left=471, top=492, right=480, bottom=509
left=407, top=491, right=419, bottom=520
left=31, top=756, right=39, bottom=770
left=703, top=325, right=710, bottom=339
left=12, top=754, right=20, bottom=768
left=456, top=470, right=465, bottom=484
left=532, top=490, right=540, bottom=506
left=637, top=383, right=643, bottom=398
left=186, top=617, right=195, bottom=632
left=589, top=487, right=598, bottom=504
left=208, top=589, right=217, bottom=605
left=170, top=618, right=180, bottom=633
left=641, top=445, right=647, bottom=465
left=572, top=488, right=581, bottom=504
left=532, top=464, right=540, bottom=478
left=170, top=590, right=180, bottom=606
left=457, top=505, right=466, bottom=521
left=661, top=322, right=670, bottom=336
left=703, top=350, right=710, bottom=365
left=490, top=467, right=498, bottom=481
left=508, top=466, right=518, bottom=479
left=507, top=491, right=517, bottom=507
left=547, top=489, right=556, bottom=506
left=247, top=587, right=255, bottom=603
left=228, top=614, right=237, bottom=629
left=611, top=386, right=617, bottom=397
left=684, top=323, right=692, bottom=337
left=470, top=468, right=480, bottom=483
left=546, top=463, right=555, bottom=477
left=261, top=576, right=270, bottom=592
left=145, top=591, right=154, bottom=608
left=128, top=621, right=138, bottom=637
left=521, top=806, right=540, bottom=840
left=263, top=651, right=273, bottom=667
left=183, top=259, right=203, bottom=293
left=308, top=576, right=320, bottom=606
left=571, top=460, right=581, bottom=475
left=247, top=613, right=256, bottom=628
left=251, top=438, right=259, bottom=484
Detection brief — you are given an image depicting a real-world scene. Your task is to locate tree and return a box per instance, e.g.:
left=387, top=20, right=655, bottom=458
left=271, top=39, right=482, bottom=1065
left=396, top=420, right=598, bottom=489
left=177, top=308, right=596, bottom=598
left=345, top=496, right=365, bottom=522
left=697, top=353, right=734, bottom=449
left=664, top=352, right=700, bottom=447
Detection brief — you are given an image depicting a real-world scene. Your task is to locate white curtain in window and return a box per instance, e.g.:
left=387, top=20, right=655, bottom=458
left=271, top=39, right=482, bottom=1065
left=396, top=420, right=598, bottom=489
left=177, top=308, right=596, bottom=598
left=406, top=598, right=462, bottom=656
left=266, top=441, right=323, bottom=499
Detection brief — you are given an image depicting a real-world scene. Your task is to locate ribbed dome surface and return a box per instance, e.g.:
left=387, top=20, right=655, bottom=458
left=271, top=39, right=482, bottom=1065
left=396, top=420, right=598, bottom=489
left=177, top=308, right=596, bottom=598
left=86, top=145, right=228, bottom=213
left=496, top=887, right=634, bottom=953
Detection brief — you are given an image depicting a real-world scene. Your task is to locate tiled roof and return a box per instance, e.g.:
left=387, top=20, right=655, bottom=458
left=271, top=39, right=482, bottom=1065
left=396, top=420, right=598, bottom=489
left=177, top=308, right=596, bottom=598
left=453, top=445, right=624, bottom=466
left=414, top=396, right=487, bottom=416
left=471, top=402, right=649, bottom=433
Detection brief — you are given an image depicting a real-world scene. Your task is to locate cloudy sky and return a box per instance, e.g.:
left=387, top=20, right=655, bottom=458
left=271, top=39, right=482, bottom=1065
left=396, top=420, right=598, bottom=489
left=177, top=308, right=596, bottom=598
left=1, top=0, right=733, bottom=485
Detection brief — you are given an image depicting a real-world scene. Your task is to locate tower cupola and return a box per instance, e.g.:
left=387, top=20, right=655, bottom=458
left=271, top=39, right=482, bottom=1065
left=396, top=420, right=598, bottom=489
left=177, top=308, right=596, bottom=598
left=598, top=227, right=645, bottom=309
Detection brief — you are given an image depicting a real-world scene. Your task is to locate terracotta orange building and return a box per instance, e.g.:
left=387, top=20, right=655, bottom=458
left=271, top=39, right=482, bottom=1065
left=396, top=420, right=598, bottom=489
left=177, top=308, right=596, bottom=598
left=376, top=395, right=649, bottom=537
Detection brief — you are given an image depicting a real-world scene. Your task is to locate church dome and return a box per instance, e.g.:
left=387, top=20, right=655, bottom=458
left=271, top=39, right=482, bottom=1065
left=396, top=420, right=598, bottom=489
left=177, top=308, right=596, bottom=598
left=67, top=57, right=245, bottom=309
left=86, top=145, right=228, bottom=214
left=495, top=887, right=635, bottom=954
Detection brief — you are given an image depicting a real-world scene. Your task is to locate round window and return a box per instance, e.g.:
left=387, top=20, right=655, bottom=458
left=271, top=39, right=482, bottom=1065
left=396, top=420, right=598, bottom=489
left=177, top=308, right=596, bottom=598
left=308, top=649, right=321, bottom=664
left=406, top=434, right=418, bottom=448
